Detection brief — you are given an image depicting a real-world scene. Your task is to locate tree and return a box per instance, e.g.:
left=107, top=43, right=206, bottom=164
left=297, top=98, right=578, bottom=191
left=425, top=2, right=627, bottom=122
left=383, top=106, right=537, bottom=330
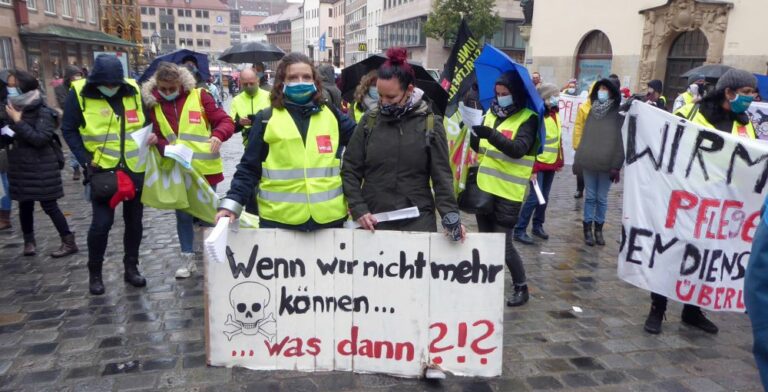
left=425, top=0, right=502, bottom=43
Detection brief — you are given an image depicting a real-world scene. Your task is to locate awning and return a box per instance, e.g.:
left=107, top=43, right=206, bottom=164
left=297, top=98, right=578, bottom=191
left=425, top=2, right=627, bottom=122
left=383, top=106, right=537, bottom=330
left=19, top=24, right=137, bottom=47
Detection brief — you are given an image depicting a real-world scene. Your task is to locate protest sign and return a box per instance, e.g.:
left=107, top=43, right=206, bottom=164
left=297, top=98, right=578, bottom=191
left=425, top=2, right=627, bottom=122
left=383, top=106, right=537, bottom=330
left=618, top=101, right=768, bottom=312
left=748, top=101, right=768, bottom=141
left=557, top=94, right=587, bottom=165
left=445, top=112, right=478, bottom=196
left=440, top=19, right=482, bottom=118
left=205, top=229, right=505, bottom=377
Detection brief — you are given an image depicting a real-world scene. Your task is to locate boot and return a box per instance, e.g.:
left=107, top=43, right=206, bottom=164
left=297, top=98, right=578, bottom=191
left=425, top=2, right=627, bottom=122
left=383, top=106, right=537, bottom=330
left=532, top=225, right=549, bottom=240
left=513, top=230, right=534, bottom=245
left=51, top=233, right=78, bottom=258
left=72, top=166, right=81, bottom=181
left=681, top=305, right=719, bottom=334
left=583, top=222, right=595, bottom=246
left=594, top=223, right=606, bottom=246
left=506, top=285, right=529, bottom=307
left=643, top=305, right=665, bottom=334
left=175, top=253, right=198, bottom=279
left=88, top=261, right=105, bottom=295
left=22, top=233, right=36, bottom=256
left=574, top=190, right=583, bottom=199
left=123, top=256, right=147, bottom=287
left=0, top=210, right=11, bottom=231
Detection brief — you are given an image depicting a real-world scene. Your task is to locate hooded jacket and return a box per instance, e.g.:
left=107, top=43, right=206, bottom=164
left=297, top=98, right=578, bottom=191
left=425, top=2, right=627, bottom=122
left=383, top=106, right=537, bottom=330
left=573, top=78, right=625, bottom=173
left=141, top=66, right=235, bottom=186
left=318, top=64, right=342, bottom=110
left=60, top=55, right=149, bottom=173
left=53, top=65, right=82, bottom=110
left=342, top=93, right=458, bottom=232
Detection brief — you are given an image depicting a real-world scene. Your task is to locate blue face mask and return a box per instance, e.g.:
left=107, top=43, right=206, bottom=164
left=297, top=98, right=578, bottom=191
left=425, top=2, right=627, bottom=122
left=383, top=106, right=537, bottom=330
left=283, top=82, right=317, bottom=104
left=497, top=94, right=513, bottom=108
left=597, top=90, right=609, bottom=103
left=368, top=87, right=379, bottom=101
left=549, top=96, right=559, bottom=108
left=97, top=85, right=120, bottom=98
left=729, top=93, right=754, bottom=114
left=160, top=90, right=180, bottom=101
left=6, top=87, right=19, bottom=97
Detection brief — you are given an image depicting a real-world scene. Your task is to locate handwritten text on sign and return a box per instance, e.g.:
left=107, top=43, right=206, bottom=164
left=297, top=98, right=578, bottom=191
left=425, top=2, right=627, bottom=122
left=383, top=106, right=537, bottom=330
left=205, top=229, right=505, bottom=377
left=618, top=101, right=768, bottom=312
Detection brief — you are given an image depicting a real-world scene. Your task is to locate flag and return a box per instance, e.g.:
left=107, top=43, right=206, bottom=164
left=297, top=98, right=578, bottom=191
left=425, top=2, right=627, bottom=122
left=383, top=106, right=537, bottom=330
left=319, top=33, right=327, bottom=52
left=439, top=19, right=482, bottom=118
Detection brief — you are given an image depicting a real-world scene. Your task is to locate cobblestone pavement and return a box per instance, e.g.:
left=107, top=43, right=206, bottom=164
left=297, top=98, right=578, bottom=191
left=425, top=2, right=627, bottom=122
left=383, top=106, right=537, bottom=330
left=0, top=113, right=762, bottom=391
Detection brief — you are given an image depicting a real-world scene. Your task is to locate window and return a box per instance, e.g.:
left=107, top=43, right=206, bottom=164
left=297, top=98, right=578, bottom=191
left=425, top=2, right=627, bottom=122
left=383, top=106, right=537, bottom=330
left=44, top=0, right=55, bottom=13
left=203, top=10, right=208, bottom=18
left=196, top=25, right=209, bottom=33
left=27, top=0, right=36, bottom=10
left=142, top=22, right=148, bottom=29
left=329, top=26, right=332, bottom=38
left=179, top=38, right=193, bottom=47
left=149, top=7, right=155, bottom=15
left=143, top=37, right=150, bottom=45
left=61, top=0, right=71, bottom=16
left=160, top=22, right=174, bottom=30
left=196, top=39, right=203, bottom=46
left=0, top=0, right=11, bottom=5
left=87, top=0, right=95, bottom=22
left=328, top=8, right=332, bottom=17
left=379, top=16, right=426, bottom=49
left=141, top=6, right=147, bottom=14
left=75, top=0, right=84, bottom=19
left=185, top=9, right=191, bottom=17
left=0, top=38, right=13, bottom=70
left=178, top=9, right=183, bottom=16
left=150, top=22, right=156, bottom=30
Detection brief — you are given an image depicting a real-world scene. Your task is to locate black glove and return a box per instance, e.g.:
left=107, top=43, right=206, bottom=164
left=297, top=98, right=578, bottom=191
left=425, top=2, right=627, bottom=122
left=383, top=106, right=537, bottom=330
left=609, top=168, right=621, bottom=183
left=472, top=125, right=495, bottom=139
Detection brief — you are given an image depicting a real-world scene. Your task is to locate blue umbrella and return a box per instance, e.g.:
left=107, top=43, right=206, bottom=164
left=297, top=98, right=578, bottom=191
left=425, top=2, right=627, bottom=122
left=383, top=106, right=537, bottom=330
left=474, top=44, right=545, bottom=153
left=756, top=74, right=768, bottom=100
left=139, top=49, right=210, bottom=84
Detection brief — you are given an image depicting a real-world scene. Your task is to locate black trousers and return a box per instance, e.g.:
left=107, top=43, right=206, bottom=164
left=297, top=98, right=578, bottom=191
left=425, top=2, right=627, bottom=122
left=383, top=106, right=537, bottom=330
left=87, top=196, right=143, bottom=264
left=577, top=173, right=584, bottom=192
left=476, top=211, right=526, bottom=286
left=650, top=292, right=701, bottom=314
left=19, top=200, right=71, bottom=240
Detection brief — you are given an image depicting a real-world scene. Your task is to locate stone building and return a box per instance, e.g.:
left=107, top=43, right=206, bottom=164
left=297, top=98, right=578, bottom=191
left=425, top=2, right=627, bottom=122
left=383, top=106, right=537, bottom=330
left=527, top=0, right=768, bottom=99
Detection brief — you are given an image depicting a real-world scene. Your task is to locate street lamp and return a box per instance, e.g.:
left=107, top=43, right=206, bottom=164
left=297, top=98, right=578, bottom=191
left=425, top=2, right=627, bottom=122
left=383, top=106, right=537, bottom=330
left=151, top=31, right=161, bottom=57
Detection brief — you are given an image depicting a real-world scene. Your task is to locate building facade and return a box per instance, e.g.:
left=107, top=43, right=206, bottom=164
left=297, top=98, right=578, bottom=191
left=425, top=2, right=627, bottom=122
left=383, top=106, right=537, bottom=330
left=364, top=0, right=381, bottom=63
left=528, top=0, right=768, bottom=99
left=329, top=0, right=344, bottom=67
left=343, top=0, right=365, bottom=65
left=101, top=0, right=142, bottom=69
left=290, top=6, right=304, bottom=53
left=261, top=4, right=298, bottom=53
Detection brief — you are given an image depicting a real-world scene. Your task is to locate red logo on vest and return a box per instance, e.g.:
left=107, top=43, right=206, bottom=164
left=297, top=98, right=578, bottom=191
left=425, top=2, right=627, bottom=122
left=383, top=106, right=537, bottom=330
left=125, top=109, right=139, bottom=123
left=501, top=130, right=513, bottom=139
left=737, top=125, right=748, bottom=138
left=189, top=111, right=201, bottom=124
left=316, top=135, right=333, bottom=154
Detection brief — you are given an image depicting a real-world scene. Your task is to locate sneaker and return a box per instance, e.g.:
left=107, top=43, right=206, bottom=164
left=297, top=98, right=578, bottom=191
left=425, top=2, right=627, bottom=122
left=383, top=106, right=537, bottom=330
left=175, top=253, right=198, bottom=279
left=532, top=226, right=549, bottom=240
left=681, top=306, right=719, bottom=334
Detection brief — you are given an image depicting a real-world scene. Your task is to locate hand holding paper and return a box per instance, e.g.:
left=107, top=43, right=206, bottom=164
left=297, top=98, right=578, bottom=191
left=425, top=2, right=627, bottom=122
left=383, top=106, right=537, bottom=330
left=164, top=144, right=194, bottom=169
left=205, top=218, right=229, bottom=264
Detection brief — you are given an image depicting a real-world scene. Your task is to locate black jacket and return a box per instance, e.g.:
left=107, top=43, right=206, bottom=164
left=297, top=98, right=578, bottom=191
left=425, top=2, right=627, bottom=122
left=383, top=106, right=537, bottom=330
left=342, top=99, right=458, bottom=232
left=679, top=90, right=752, bottom=133
left=224, top=101, right=357, bottom=231
left=574, top=79, right=625, bottom=173
left=3, top=97, right=64, bottom=201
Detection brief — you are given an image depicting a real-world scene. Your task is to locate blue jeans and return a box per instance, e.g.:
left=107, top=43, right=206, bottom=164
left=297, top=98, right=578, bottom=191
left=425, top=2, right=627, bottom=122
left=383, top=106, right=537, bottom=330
left=0, top=172, right=9, bottom=210
left=175, top=184, right=216, bottom=253
left=69, top=153, right=79, bottom=170
left=514, top=170, right=555, bottom=232
left=583, top=170, right=612, bottom=224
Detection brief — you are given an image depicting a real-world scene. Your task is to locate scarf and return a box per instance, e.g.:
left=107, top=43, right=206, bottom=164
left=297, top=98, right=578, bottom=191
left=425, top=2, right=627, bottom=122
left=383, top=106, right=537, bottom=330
left=9, top=90, right=42, bottom=110
left=362, top=94, right=378, bottom=111
left=491, top=100, right=519, bottom=119
left=590, top=99, right=615, bottom=120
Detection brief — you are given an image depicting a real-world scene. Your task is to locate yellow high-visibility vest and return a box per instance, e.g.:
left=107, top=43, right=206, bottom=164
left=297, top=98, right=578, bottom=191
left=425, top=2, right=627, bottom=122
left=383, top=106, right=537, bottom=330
left=676, top=103, right=756, bottom=139
left=230, top=89, right=270, bottom=145
left=537, top=112, right=561, bottom=164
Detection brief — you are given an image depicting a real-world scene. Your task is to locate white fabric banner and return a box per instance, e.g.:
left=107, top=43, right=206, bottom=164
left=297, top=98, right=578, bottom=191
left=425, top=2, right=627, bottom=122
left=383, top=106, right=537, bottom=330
left=557, top=94, right=588, bottom=165
left=205, top=229, right=505, bottom=377
left=748, top=101, right=768, bottom=141
left=618, top=101, right=768, bottom=312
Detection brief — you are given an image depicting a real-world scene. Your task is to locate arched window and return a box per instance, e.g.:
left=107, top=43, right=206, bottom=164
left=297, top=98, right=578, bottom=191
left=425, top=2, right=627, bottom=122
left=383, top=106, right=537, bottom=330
left=575, top=30, right=613, bottom=94
left=664, top=29, right=708, bottom=104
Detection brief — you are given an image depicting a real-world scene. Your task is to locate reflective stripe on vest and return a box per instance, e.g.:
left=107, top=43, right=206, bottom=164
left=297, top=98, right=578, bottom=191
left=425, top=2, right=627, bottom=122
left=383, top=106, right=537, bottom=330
left=477, top=109, right=536, bottom=202
left=72, top=78, right=146, bottom=172
left=257, top=106, right=347, bottom=225
left=537, top=113, right=561, bottom=164
left=154, top=88, right=225, bottom=175
left=676, top=103, right=757, bottom=139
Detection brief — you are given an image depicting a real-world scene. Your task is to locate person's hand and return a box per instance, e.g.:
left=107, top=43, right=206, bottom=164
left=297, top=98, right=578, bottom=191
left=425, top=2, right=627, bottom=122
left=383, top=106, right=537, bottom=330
left=210, top=136, right=222, bottom=153
left=472, top=125, right=494, bottom=139
left=239, top=117, right=252, bottom=126
left=216, top=208, right=237, bottom=223
left=146, top=133, right=158, bottom=146
left=609, top=168, right=621, bottom=183
left=357, top=213, right=378, bottom=232
left=459, top=224, right=467, bottom=243
left=5, top=104, right=21, bottom=124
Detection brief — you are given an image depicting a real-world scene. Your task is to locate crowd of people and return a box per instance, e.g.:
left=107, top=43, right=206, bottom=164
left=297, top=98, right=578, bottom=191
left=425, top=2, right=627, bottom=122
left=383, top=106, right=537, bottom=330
left=0, top=48, right=762, bottom=345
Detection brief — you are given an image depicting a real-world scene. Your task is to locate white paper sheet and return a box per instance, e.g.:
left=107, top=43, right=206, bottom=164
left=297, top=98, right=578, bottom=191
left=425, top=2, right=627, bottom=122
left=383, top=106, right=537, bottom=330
left=130, top=124, right=152, bottom=164
left=205, top=218, right=229, bottom=264
left=532, top=178, right=546, bottom=205
left=458, top=102, right=484, bottom=128
left=1, top=125, right=14, bottom=137
left=343, top=206, right=420, bottom=229
left=164, top=144, right=194, bottom=169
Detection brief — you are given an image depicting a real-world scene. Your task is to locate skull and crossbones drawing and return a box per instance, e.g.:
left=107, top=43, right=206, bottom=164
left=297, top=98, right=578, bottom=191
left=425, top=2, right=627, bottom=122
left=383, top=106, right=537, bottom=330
left=223, top=282, right=277, bottom=342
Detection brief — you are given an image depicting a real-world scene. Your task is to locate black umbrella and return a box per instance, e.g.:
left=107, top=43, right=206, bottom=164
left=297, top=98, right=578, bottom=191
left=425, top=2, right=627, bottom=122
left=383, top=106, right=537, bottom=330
left=681, top=64, right=734, bottom=81
left=340, top=54, right=447, bottom=115
left=218, top=42, right=286, bottom=64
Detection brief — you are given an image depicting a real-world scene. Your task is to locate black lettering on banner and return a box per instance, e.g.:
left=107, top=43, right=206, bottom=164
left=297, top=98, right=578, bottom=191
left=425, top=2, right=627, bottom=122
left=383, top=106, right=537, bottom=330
left=625, top=227, right=653, bottom=265
left=685, top=130, right=724, bottom=180
left=727, top=143, right=768, bottom=194
left=625, top=115, right=668, bottom=170
left=680, top=243, right=700, bottom=276
left=279, top=286, right=370, bottom=316
left=649, top=235, right=679, bottom=269
left=429, top=249, right=503, bottom=284
left=227, top=245, right=306, bottom=280
left=666, top=123, right=686, bottom=173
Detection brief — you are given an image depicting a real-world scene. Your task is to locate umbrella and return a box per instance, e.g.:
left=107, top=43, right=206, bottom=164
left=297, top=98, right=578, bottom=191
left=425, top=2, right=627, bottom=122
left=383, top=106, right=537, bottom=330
left=473, top=44, right=545, bottom=152
left=139, top=49, right=210, bottom=84
left=339, top=54, right=448, bottom=115
left=218, top=42, right=285, bottom=64
left=681, top=64, right=733, bottom=81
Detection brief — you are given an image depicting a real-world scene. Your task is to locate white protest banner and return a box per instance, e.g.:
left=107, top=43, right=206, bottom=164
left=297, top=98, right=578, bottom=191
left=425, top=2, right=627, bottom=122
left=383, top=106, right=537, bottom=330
left=205, top=229, right=505, bottom=377
left=748, top=101, right=768, bottom=141
left=557, top=94, right=587, bottom=165
left=618, top=101, right=768, bottom=312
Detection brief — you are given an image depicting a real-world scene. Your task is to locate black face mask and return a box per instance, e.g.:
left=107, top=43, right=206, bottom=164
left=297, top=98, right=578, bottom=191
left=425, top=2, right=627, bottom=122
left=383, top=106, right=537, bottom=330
left=696, top=83, right=707, bottom=96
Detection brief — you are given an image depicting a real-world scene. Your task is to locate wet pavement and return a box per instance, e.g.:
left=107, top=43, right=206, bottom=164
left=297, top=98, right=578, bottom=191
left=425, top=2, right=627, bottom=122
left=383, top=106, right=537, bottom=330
left=0, top=105, right=762, bottom=391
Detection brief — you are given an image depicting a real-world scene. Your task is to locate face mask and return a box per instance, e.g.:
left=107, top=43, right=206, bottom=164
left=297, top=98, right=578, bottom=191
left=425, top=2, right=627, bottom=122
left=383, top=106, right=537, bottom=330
left=696, top=83, right=706, bottom=95
left=729, top=93, right=754, bottom=114
left=244, top=86, right=258, bottom=96
left=97, top=85, right=119, bottom=98
left=185, top=64, right=198, bottom=74
left=597, top=90, right=609, bottom=103
left=160, top=90, right=179, bottom=101
left=283, top=82, right=317, bottom=104
left=566, top=88, right=575, bottom=95
left=497, top=94, right=513, bottom=108
left=6, top=87, right=19, bottom=97
left=549, top=96, right=559, bottom=108
left=368, top=87, right=379, bottom=101
left=255, top=72, right=264, bottom=80
left=380, top=102, right=407, bottom=118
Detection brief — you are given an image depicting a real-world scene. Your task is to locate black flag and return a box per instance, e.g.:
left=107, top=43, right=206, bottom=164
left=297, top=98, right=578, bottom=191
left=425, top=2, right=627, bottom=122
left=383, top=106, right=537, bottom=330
left=439, top=19, right=482, bottom=117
